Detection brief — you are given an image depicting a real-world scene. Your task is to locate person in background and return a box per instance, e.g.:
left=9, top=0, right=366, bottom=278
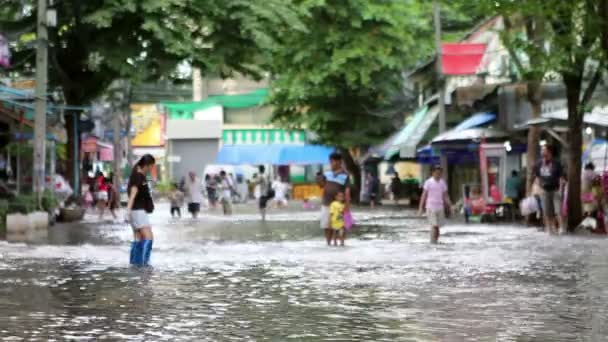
left=219, top=171, right=233, bottom=216
left=489, top=184, right=502, bottom=203
left=320, top=153, right=351, bottom=245
left=366, top=173, right=380, bottom=209
left=418, top=165, right=452, bottom=244
left=126, top=154, right=156, bottom=266
left=532, top=144, right=565, bottom=234
left=257, top=165, right=273, bottom=221
left=272, top=177, right=288, bottom=208
left=83, top=183, right=94, bottom=211
left=391, top=172, right=401, bottom=205
left=506, top=170, right=522, bottom=206
left=581, top=162, right=598, bottom=216
left=169, top=183, right=185, bottom=219
left=106, top=175, right=119, bottom=220
left=250, top=173, right=259, bottom=199
left=205, top=174, right=218, bottom=209
left=96, top=171, right=109, bottom=220
left=469, top=186, right=486, bottom=216
left=184, top=171, right=204, bottom=219
left=228, top=173, right=240, bottom=202
left=302, top=198, right=315, bottom=210
left=329, top=191, right=346, bottom=246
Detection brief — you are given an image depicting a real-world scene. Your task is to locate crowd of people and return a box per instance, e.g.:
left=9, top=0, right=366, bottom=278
left=506, top=144, right=607, bottom=234
left=163, top=167, right=294, bottom=221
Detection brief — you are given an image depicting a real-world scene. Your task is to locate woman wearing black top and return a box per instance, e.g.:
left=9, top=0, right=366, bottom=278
left=126, top=154, right=156, bottom=266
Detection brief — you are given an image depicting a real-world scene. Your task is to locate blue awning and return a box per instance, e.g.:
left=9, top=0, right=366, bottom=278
left=384, top=104, right=441, bottom=159
left=216, top=145, right=334, bottom=165
left=453, top=112, right=496, bottom=131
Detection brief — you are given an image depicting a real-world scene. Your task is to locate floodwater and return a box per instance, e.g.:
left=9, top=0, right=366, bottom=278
left=1, top=204, right=607, bottom=341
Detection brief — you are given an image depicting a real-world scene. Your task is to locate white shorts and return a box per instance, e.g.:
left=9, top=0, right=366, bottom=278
left=320, top=205, right=330, bottom=229
left=96, top=191, right=108, bottom=202
left=130, top=210, right=150, bottom=230
left=427, top=208, right=445, bottom=227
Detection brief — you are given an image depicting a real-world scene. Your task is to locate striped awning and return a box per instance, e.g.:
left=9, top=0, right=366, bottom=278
left=222, top=129, right=306, bottom=145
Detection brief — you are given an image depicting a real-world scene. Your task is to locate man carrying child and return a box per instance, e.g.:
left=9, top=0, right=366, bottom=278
left=318, top=153, right=351, bottom=246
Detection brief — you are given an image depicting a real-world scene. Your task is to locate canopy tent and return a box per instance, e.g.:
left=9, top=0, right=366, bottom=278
left=514, top=106, right=608, bottom=129
left=430, top=112, right=500, bottom=145
left=216, top=144, right=334, bottom=165
left=384, top=104, right=440, bottom=159
left=162, top=88, right=269, bottom=120
left=452, top=112, right=496, bottom=131
left=432, top=127, right=510, bottom=144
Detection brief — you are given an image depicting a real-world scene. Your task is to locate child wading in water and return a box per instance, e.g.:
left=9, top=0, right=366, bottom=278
left=169, top=183, right=184, bottom=219
left=329, top=192, right=346, bottom=246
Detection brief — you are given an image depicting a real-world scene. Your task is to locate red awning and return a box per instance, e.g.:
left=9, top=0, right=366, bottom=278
left=441, top=43, right=487, bottom=75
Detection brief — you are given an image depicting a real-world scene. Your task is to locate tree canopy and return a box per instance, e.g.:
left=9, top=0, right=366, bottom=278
left=1, top=0, right=302, bottom=185
left=267, top=0, right=434, bottom=149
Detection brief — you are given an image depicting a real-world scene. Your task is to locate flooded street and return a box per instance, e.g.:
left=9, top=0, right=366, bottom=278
left=1, top=204, right=607, bottom=341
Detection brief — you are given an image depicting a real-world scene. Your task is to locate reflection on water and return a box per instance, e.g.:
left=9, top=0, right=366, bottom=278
left=1, top=207, right=607, bottom=341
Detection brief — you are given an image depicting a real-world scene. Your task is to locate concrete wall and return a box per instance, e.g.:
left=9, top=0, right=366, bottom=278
left=168, top=139, right=219, bottom=181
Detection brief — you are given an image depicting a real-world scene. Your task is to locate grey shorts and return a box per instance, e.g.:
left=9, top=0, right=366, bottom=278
left=427, top=208, right=445, bottom=227
left=541, top=190, right=561, bottom=218
left=320, top=206, right=330, bottom=229
left=130, top=210, right=150, bottom=230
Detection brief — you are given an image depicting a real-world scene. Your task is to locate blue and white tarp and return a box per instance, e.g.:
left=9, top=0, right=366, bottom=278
left=216, top=144, right=335, bottom=165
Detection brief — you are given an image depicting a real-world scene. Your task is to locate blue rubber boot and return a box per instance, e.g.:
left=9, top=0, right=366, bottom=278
left=129, top=241, right=140, bottom=265
left=140, top=240, right=153, bottom=266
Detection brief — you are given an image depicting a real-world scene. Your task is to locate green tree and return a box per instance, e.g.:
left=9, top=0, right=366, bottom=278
left=475, top=0, right=608, bottom=230
left=266, top=0, right=434, bottom=198
left=1, top=0, right=300, bottom=188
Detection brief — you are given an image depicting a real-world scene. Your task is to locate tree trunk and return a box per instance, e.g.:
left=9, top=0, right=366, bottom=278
left=565, top=78, right=583, bottom=231
left=64, top=110, right=80, bottom=193
left=526, top=81, right=542, bottom=194
left=340, top=147, right=361, bottom=204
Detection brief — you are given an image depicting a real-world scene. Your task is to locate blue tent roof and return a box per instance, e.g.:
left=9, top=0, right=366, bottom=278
left=217, top=145, right=334, bottom=165
left=453, top=112, right=496, bottom=131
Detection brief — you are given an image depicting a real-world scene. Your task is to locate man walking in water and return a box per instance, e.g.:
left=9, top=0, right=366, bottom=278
left=319, top=153, right=351, bottom=245
left=532, top=144, right=565, bottom=234
left=184, top=171, right=203, bottom=220
left=419, top=165, right=451, bottom=244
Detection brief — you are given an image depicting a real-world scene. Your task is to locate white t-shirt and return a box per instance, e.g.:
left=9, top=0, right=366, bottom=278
left=423, top=177, right=447, bottom=210
left=185, top=178, right=204, bottom=204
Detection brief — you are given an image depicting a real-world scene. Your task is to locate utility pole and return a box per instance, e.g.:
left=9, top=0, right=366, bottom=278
left=433, top=0, right=446, bottom=134
left=433, top=1, right=449, bottom=184
left=33, top=0, right=48, bottom=206
left=112, top=108, right=122, bottom=188
left=192, top=67, right=203, bottom=101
